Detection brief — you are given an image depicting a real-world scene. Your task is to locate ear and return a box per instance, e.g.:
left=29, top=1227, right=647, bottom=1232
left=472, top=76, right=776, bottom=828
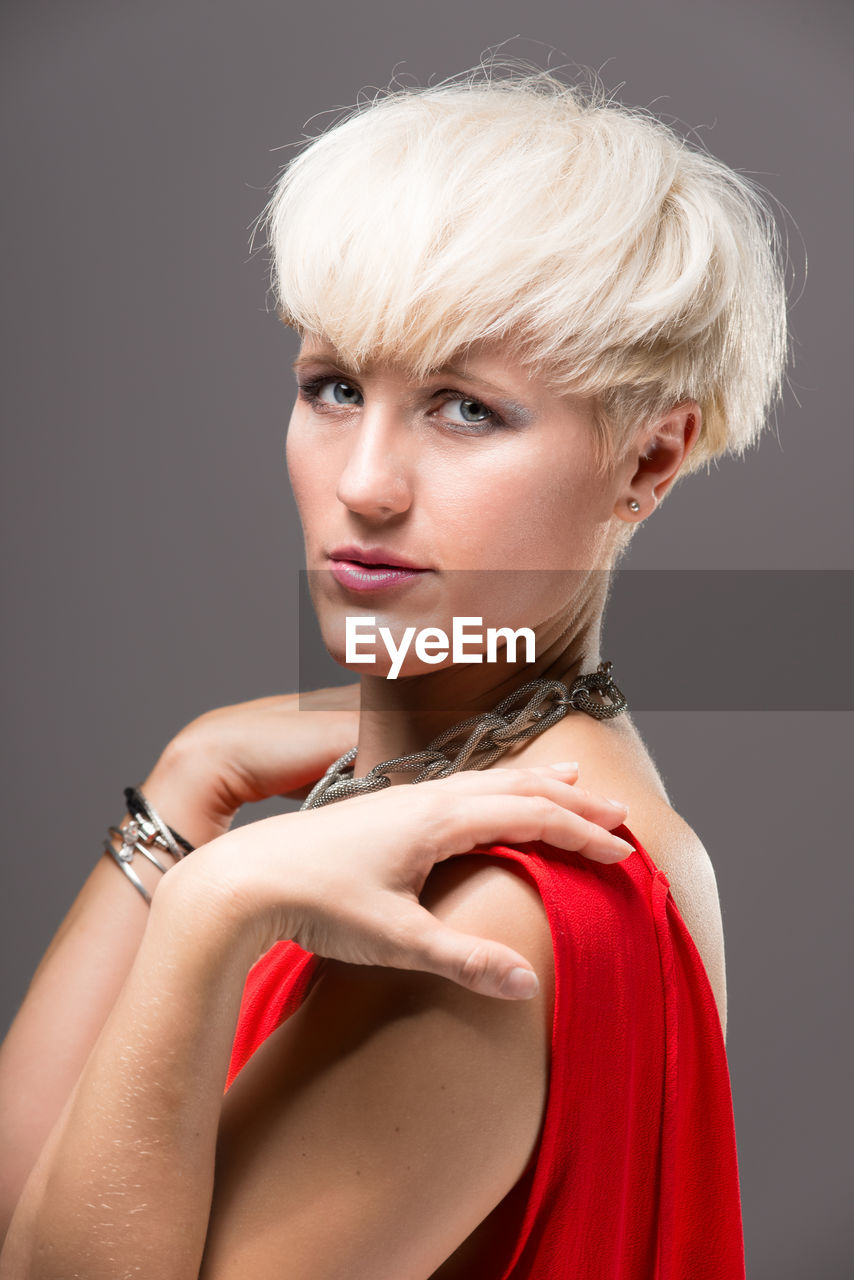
left=615, top=401, right=702, bottom=522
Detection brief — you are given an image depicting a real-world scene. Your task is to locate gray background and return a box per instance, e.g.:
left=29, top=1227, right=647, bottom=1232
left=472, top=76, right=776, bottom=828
left=1, top=1, right=851, bottom=1274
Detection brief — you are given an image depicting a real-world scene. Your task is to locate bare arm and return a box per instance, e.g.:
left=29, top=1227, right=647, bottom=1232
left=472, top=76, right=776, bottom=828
left=0, top=744, right=225, bottom=1241
left=0, top=765, right=631, bottom=1278
left=202, top=855, right=555, bottom=1279
left=0, top=864, right=258, bottom=1280
left=0, top=686, right=360, bottom=1241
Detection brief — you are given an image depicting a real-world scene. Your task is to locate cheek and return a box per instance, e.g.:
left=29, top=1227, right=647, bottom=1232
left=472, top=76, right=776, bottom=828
left=445, top=450, right=605, bottom=572
left=285, top=415, right=323, bottom=517
left=428, top=445, right=546, bottom=546
left=521, top=431, right=615, bottom=567
left=284, top=413, right=302, bottom=483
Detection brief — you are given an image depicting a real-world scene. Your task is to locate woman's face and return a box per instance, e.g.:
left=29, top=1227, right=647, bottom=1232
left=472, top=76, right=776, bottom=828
left=286, top=331, right=626, bottom=678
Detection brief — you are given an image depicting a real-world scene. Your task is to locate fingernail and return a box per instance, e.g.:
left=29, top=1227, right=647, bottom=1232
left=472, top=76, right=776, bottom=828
left=611, top=836, right=635, bottom=858
left=550, top=761, right=579, bottom=772
left=504, top=967, right=540, bottom=998
left=606, top=798, right=629, bottom=812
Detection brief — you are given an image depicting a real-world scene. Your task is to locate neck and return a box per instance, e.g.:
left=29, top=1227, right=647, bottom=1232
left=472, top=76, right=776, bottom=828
left=351, top=586, right=607, bottom=782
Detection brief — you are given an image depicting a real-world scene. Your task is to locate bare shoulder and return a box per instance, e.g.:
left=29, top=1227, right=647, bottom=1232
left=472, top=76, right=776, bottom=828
left=200, top=855, right=554, bottom=1279
left=503, top=716, right=730, bottom=1038
left=419, top=849, right=557, bottom=994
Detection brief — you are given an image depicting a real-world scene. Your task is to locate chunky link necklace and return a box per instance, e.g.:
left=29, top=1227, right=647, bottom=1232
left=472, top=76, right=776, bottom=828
left=300, top=661, right=627, bottom=810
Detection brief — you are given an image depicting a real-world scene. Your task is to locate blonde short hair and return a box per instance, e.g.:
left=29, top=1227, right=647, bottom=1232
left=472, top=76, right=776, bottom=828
left=261, top=61, right=789, bottom=490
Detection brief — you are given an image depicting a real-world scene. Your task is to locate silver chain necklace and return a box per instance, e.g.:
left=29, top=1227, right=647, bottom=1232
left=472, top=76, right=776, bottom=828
left=300, top=661, right=627, bottom=810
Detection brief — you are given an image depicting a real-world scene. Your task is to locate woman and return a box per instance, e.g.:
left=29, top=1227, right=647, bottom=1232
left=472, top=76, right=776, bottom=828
left=0, top=62, right=786, bottom=1278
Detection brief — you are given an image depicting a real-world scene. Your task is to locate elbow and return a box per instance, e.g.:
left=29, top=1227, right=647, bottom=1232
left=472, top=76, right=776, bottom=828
left=0, top=1184, right=29, bottom=1273
left=0, top=1176, right=77, bottom=1280
left=0, top=1182, right=52, bottom=1280
left=0, top=1133, right=56, bottom=1275
left=0, top=1208, right=33, bottom=1279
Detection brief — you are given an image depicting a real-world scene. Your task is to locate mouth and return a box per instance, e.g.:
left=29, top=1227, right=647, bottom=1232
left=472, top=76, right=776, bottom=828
left=326, top=552, right=431, bottom=594
left=327, top=544, right=431, bottom=572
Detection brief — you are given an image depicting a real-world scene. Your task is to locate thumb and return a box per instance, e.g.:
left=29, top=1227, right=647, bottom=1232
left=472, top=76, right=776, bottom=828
left=390, top=902, right=540, bottom=1001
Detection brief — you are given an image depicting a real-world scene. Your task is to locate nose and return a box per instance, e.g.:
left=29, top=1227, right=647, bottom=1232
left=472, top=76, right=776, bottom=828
left=335, top=406, right=413, bottom=519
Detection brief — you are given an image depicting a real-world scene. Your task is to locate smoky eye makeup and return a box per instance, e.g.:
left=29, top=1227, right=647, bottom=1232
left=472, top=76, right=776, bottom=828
left=292, top=361, right=536, bottom=434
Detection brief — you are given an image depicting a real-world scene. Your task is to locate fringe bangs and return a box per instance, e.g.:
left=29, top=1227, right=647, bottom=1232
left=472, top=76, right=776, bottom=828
left=260, top=61, right=789, bottom=480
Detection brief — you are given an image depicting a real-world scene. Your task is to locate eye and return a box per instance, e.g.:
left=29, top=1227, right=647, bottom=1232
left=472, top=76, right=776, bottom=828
left=443, top=396, right=492, bottom=425
left=303, top=378, right=363, bottom=408
left=437, top=394, right=505, bottom=434
left=296, top=375, right=507, bottom=434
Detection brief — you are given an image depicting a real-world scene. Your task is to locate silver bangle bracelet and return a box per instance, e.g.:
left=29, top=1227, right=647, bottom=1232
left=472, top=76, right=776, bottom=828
left=103, top=812, right=183, bottom=904
left=107, top=825, right=172, bottom=875
left=103, top=835, right=154, bottom=904
left=134, top=788, right=185, bottom=860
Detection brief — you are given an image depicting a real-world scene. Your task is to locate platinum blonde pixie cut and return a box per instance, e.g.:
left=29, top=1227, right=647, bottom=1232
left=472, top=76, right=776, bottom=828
left=262, top=61, right=789, bottom=491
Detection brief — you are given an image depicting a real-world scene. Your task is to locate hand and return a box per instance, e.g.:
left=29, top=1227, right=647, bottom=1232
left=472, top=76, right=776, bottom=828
left=162, top=762, right=634, bottom=1001
left=144, top=685, right=360, bottom=842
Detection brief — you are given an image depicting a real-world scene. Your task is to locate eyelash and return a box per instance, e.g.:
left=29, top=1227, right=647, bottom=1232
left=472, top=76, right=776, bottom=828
left=295, top=375, right=507, bottom=435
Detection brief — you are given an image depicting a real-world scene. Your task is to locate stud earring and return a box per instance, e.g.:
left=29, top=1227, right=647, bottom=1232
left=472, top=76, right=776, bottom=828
left=628, top=499, right=640, bottom=512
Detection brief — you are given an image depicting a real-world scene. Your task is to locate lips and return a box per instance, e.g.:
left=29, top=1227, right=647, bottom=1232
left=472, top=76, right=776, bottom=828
left=328, top=544, right=429, bottom=571
left=327, top=559, right=428, bottom=594
left=325, top=544, right=431, bottom=595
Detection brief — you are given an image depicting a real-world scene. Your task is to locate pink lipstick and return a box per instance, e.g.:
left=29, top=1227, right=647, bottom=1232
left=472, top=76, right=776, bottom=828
left=328, top=558, right=429, bottom=593
left=326, top=543, right=432, bottom=593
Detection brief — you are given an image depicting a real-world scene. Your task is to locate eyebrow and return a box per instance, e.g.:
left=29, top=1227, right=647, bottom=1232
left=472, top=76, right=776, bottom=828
left=293, top=352, right=356, bottom=374
left=292, top=353, right=532, bottom=417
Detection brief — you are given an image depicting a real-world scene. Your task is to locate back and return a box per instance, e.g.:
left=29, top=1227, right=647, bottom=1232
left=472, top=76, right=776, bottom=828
left=226, top=824, right=745, bottom=1278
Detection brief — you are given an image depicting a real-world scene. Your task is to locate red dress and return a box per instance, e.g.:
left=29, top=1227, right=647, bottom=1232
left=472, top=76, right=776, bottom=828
left=225, top=825, right=746, bottom=1278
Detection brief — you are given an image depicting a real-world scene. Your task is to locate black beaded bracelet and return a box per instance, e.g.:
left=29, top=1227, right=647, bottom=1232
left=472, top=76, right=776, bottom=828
left=124, top=786, right=195, bottom=857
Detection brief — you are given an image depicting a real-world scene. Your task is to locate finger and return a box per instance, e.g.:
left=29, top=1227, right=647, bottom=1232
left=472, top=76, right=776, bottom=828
left=439, top=791, right=636, bottom=863
left=424, top=768, right=633, bottom=857
left=382, top=900, right=541, bottom=1001
left=429, top=764, right=628, bottom=829
left=508, top=764, right=630, bottom=830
